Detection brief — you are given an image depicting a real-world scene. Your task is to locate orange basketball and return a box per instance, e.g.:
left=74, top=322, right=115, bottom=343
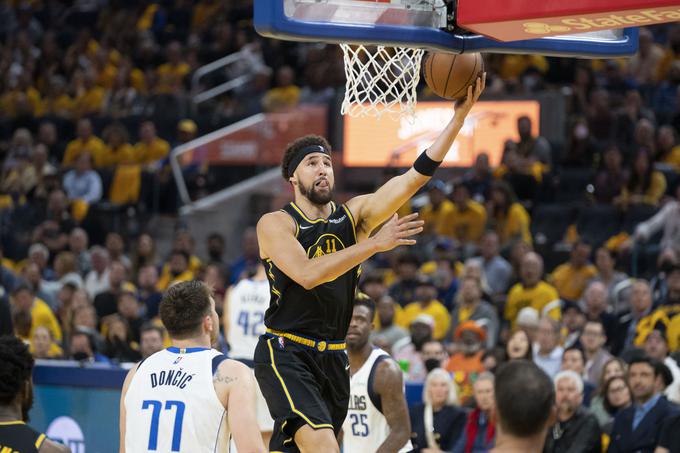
left=422, top=52, right=484, bottom=100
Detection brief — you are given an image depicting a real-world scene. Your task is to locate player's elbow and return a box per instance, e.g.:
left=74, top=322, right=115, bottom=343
left=298, top=275, right=318, bottom=290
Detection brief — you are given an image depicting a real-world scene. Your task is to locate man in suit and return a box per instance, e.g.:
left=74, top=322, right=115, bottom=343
left=610, top=280, right=653, bottom=357
left=608, top=356, right=678, bottom=453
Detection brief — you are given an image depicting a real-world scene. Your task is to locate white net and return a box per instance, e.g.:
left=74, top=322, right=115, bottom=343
left=340, top=43, right=424, bottom=119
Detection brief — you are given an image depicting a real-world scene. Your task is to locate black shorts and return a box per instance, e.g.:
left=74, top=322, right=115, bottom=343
left=254, top=334, right=350, bottom=452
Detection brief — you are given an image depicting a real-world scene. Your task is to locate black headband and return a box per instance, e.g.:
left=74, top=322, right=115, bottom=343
left=287, top=145, right=331, bottom=178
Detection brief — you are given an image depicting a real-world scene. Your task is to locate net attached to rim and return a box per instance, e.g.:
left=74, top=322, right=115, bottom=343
left=340, top=43, right=424, bottom=119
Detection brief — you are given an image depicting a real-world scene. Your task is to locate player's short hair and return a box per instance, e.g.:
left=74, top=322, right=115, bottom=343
left=160, top=280, right=213, bottom=339
left=0, top=336, right=34, bottom=405
left=495, top=361, right=554, bottom=437
left=281, top=135, right=331, bottom=180
left=353, top=292, right=376, bottom=319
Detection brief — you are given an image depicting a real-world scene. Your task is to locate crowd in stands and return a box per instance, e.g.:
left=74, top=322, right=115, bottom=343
left=0, top=1, right=680, bottom=452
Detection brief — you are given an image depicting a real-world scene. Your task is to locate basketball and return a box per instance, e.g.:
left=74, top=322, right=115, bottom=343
left=422, top=52, right=484, bottom=100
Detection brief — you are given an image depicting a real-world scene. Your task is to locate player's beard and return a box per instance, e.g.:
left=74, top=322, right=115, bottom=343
left=299, top=179, right=333, bottom=205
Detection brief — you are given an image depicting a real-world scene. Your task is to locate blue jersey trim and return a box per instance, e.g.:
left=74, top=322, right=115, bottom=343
left=166, top=347, right=211, bottom=354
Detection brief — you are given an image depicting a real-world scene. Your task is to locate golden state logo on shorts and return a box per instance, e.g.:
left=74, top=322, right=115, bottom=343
left=307, top=234, right=346, bottom=259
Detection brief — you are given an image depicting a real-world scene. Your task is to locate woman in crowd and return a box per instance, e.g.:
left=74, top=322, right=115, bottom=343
left=103, top=314, right=141, bottom=363
left=505, top=328, right=533, bottom=361
left=601, top=376, right=632, bottom=434
left=409, top=368, right=467, bottom=452
left=616, top=148, right=667, bottom=207
left=589, top=357, right=628, bottom=429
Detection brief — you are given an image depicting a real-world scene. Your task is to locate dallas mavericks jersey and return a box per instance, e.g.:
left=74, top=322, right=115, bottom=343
left=124, top=348, right=230, bottom=453
left=227, top=277, right=270, bottom=360
left=263, top=201, right=360, bottom=340
left=342, top=348, right=413, bottom=453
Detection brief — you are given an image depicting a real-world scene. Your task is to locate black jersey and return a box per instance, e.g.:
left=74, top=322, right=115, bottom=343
left=263, top=201, right=360, bottom=340
left=0, top=421, right=46, bottom=453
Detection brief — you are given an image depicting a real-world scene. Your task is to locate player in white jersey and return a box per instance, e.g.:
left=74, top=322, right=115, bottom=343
left=342, top=294, right=412, bottom=453
left=223, top=263, right=275, bottom=444
left=119, top=280, right=266, bottom=453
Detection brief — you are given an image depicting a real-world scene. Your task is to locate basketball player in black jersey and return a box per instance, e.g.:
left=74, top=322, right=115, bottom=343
left=0, top=336, right=70, bottom=453
left=255, top=74, right=486, bottom=453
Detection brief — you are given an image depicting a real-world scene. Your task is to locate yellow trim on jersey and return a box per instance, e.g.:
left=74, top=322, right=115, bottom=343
left=265, top=259, right=282, bottom=298
left=266, top=339, right=335, bottom=430
left=0, top=420, right=24, bottom=425
left=266, top=328, right=346, bottom=351
left=342, top=205, right=357, bottom=243
left=279, top=207, right=299, bottom=237
left=290, top=202, right=329, bottom=224
left=35, top=433, right=46, bottom=449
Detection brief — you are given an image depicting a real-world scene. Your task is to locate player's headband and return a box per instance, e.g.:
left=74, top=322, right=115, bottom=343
left=287, top=145, right=331, bottom=178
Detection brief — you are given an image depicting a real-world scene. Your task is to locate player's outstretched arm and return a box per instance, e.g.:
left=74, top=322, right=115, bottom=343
left=216, top=361, right=267, bottom=453
left=258, top=211, right=422, bottom=289
left=40, top=439, right=71, bottom=453
left=118, top=366, right=137, bottom=453
left=373, top=359, right=412, bottom=453
left=347, top=74, right=486, bottom=239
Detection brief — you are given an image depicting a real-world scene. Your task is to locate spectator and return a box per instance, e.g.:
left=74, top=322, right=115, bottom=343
left=561, top=347, right=596, bottom=405
left=491, top=361, right=555, bottom=453
left=534, top=317, right=564, bottom=379
left=442, top=183, right=487, bottom=244
left=581, top=319, right=614, bottom=386
left=73, top=70, right=106, bottom=117
left=486, top=181, right=532, bottom=248
left=657, top=412, right=680, bottom=453
left=388, top=253, right=421, bottom=307
left=593, top=144, right=628, bottom=204
left=616, top=149, right=667, bottom=207
left=105, top=233, right=132, bottom=270
left=611, top=280, right=654, bottom=356
left=409, top=368, right=466, bottom=452
left=372, top=296, right=409, bottom=352
left=68, top=228, right=91, bottom=276
left=562, top=116, right=597, bottom=168
left=103, top=314, right=141, bottom=363
left=393, top=314, right=435, bottom=382
left=22, top=262, right=56, bottom=310
left=131, top=233, right=159, bottom=275
left=10, top=283, right=61, bottom=343
left=463, top=153, right=493, bottom=203
left=550, top=240, right=597, bottom=302
left=156, top=250, right=194, bottom=291
left=101, top=122, right=134, bottom=167
left=134, top=121, right=170, bottom=166
left=116, top=286, right=144, bottom=342
left=445, top=320, right=486, bottom=404
left=206, top=232, right=226, bottom=265
left=468, top=231, right=512, bottom=300
left=448, top=275, right=498, bottom=348
left=262, top=65, right=300, bottom=112
left=607, top=356, right=678, bottom=453
left=599, top=376, right=633, bottom=435
left=590, top=358, right=628, bottom=429
left=156, top=41, right=190, bottom=94
left=561, top=300, right=586, bottom=349
left=229, top=227, right=259, bottom=284
left=494, top=141, right=543, bottom=206
left=515, top=115, right=551, bottom=166
left=137, top=264, right=162, bottom=320
left=642, top=323, right=680, bottom=404
left=399, top=275, right=450, bottom=341
left=30, top=325, right=63, bottom=359
left=140, top=324, right=165, bottom=359
left=586, top=89, right=615, bottom=146
left=614, top=90, right=656, bottom=155
left=84, top=246, right=110, bottom=299
left=69, top=328, right=110, bottom=364
left=433, top=254, right=459, bottom=310
left=505, top=252, right=560, bottom=327
left=590, top=249, right=628, bottom=313
left=62, top=118, right=106, bottom=167
left=452, top=372, right=496, bottom=453
left=543, top=370, right=601, bottom=453
left=506, top=327, right=533, bottom=361
left=655, top=125, right=680, bottom=171
left=420, top=180, right=454, bottom=237
left=627, top=28, right=664, bottom=86
left=93, top=260, right=128, bottom=318
left=171, top=229, right=202, bottom=273
left=633, top=184, right=680, bottom=258
left=421, top=340, right=449, bottom=374
left=62, top=152, right=103, bottom=204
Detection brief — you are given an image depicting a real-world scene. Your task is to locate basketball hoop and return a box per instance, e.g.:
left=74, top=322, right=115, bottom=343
left=340, top=43, right=424, bottom=119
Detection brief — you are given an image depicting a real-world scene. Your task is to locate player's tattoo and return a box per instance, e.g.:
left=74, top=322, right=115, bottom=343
left=213, top=371, right=238, bottom=385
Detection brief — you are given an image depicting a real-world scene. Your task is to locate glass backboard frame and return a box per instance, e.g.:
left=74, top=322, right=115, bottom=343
left=254, top=0, right=639, bottom=57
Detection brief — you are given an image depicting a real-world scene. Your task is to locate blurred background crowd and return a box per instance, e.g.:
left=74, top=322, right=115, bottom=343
left=1, top=1, right=680, bottom=452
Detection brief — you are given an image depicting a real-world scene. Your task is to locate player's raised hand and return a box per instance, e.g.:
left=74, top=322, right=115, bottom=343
left=454, top=72, right=486, bottom=116
left=372, top=213, right=424, bottom=252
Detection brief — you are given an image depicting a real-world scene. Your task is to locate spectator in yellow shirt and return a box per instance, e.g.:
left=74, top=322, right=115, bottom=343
left=191, top=0, right=223, bottom=30
left=39, top=75, right=74, bottom=119
left=550, top=240, right=598, bottom=302
left=62, top=118, right=107, bottom=167
left=487, top=181, right=532, bottom=247
left=156, top=250, right=195, bottom=291
left=398, top=275, right=451, bottom=340
left=11, top=284, right=62, bottom=343
left=102, top=123, right=135, bottom=167
left=134, top=121, right=171, bottom=166
left=74, top=70, right=107, bottom=117
left=420, top=180, right=455, bottom=237
left=505, top=252, right=560, bottom=327
left=442, top=183, right=487, bottom=243
left=156, top=41, right=190, bottom=94
left=262, top=66, right=301, bottom=112
left=617, top=148, right=667, bottom=207
left=656, top=125, right=680, bottom=171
